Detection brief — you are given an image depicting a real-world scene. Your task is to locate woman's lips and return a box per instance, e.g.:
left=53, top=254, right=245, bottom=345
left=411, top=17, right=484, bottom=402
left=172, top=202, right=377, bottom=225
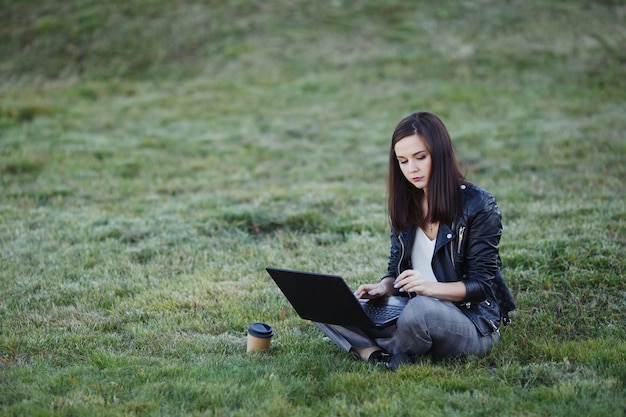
left=412, top=176, right=424, bottom=182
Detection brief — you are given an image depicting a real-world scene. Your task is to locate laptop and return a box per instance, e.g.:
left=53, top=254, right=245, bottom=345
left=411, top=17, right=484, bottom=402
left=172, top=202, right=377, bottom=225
left=266, top=267, right=408, bottom=329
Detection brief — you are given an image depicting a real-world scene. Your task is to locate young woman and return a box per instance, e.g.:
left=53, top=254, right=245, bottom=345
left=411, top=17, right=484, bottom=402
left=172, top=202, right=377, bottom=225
left=315, top=111, right=516, bottom=370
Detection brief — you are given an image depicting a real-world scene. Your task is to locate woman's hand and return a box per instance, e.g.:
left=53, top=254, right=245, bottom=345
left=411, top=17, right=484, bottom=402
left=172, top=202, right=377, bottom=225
left=394, top=269, right=467, bottom=302
left=354, top=279, right=391, bottom=300
left=394, top=269, right=433, bottom=296
left=354, top=283, right=385, bottom=299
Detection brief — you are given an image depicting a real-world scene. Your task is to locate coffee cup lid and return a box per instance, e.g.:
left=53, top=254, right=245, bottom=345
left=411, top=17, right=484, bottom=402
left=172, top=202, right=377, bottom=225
left=247, top=322, right=274, bottom=338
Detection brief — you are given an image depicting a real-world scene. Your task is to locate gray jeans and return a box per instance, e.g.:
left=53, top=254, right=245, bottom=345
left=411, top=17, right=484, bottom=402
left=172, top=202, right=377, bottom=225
left=315, top=295, right=499, bottom=359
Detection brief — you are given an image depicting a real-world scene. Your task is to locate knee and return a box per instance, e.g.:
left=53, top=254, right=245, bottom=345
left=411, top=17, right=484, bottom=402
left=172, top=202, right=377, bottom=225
left=397, top=296, right=434, bottom=328
left=398, top=296, right=453, bottom=328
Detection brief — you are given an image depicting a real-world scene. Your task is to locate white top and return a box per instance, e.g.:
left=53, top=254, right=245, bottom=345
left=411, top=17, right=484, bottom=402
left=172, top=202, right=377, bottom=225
left=411, top=228, right=438, bottom=282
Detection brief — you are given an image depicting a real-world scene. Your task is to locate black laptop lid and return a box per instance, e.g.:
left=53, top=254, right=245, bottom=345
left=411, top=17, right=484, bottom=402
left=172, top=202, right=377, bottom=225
left=266, top=267, right=381, bottom=328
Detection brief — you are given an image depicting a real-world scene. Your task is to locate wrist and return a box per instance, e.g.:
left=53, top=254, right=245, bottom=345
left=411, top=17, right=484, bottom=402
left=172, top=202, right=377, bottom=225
left=379, top=277, right=395, bottom=295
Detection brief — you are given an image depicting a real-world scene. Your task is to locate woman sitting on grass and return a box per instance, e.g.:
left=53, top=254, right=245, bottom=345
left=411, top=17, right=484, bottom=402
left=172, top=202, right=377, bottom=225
left=315, top=111, right=516, bottom=371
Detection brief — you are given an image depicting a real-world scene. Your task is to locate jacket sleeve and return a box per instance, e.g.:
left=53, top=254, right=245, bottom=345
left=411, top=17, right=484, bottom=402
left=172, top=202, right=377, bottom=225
left=462, top=195, right=503, bottom=303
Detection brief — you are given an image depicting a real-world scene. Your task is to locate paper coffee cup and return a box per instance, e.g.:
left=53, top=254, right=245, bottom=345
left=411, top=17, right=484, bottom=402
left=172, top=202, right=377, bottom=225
left=246, top=322, right=274, bottom=353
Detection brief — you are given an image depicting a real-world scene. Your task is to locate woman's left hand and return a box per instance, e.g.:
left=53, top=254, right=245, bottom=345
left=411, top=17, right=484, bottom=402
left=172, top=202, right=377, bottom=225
left=394, top=269, right=468, bottom=302
left=394, top=269, right=434, bottom=297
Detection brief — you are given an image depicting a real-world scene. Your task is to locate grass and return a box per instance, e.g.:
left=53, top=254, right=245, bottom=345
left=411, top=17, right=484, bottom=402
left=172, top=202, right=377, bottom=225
left=1, top=0, right=625, bottom=415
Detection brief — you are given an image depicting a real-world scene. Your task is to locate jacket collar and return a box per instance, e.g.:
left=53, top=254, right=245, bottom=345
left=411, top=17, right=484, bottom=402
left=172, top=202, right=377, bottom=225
left=435, top=222, right=455, bottom=253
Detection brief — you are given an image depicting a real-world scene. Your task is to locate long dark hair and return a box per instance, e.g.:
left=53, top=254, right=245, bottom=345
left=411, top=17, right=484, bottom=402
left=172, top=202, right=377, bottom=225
left=388, top=112, right=465, bottom=232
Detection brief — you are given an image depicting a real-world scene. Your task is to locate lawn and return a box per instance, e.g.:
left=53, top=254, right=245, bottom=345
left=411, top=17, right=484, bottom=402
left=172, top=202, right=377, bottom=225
left=1, top=0, right=624, bottom=416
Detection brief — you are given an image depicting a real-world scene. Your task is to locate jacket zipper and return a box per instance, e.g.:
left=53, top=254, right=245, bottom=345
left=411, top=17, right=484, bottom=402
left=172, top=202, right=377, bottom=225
left=398, top=231, right=405, bottom=278
left=457, top=226, right=465, bottom=253
left=449, top=222, right=455, bottom=268
left=397, top=231, right=412, bottom=298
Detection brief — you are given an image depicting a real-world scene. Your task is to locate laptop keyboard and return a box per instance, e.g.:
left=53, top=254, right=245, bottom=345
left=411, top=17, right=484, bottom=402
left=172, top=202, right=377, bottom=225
left=361, top=303, right=404, bottom=321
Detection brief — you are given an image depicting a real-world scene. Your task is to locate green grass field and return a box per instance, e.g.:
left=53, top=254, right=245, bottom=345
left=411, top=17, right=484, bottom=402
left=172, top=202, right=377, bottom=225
left=1, top=0, right=624, bottom=416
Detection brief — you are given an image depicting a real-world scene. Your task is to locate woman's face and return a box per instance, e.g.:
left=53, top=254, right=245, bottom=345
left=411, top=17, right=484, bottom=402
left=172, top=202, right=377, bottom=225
left=394, top=134, right=432, bottom=193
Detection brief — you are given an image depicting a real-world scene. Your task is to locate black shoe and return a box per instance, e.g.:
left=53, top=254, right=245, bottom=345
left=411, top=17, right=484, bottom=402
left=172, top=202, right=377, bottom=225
left=367, top=350, right=391, bottom=365
left=386, top=352, right=413, bottom=371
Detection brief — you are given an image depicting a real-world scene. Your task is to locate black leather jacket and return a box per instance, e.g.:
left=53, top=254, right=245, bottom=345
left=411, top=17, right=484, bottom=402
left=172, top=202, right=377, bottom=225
left=384, top=182, right=516, bottom=336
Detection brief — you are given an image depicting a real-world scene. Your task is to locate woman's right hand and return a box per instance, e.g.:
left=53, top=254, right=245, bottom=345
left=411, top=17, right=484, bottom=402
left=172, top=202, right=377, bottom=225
left=354, top=283, right=385, bottom=299
left=354, top=277, right=394, bottom=299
